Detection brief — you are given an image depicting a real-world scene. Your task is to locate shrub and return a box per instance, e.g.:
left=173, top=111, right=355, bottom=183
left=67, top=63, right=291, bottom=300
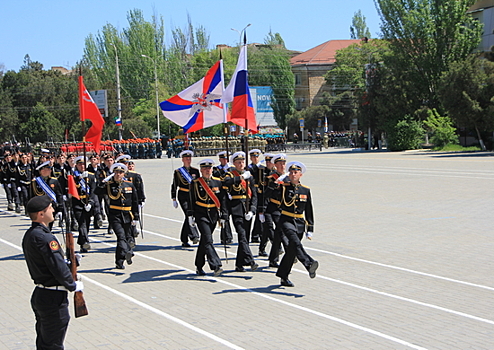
left=387, top=116, right=424, bottom=151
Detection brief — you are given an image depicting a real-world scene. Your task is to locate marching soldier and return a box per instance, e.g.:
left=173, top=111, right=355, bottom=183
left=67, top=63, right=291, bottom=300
left=258, top=153, right=275, bottom=256
left=16, top=153, right=34, bottom=215
left=30, top=161, right=64, bottom=230
left=95, top=162, right=139, bottom=269
left=213, top=151, right=233, bottom=245
left=96, top=154, right=115, bottom=235
left=87, top=154, right=103, bottom=229
left=188, top=159, right=228, bottom=277
left=4, top=152, right=21, bottom=212
left=71, top=156, right=98, bottom=253
left=223, top=151, right=259, bottom=272
left=171, top=150, right=200, bottom=247
left=264, top=154, right=290, bottom=268
left=247, top=149, right=266, bottom=245
left=275, top=161, right=318, bottom=287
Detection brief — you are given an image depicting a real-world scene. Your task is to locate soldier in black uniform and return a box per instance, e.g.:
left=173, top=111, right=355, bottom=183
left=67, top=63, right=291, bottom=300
left=171, top=150, right=200, bottom=247
left=275, top=161, right=318, bottom=287
left=31, top=161, right=64, bottom=230
left=247, top=149, right=265, bottom=245
left=4, top=152, right=21, bottom=212
left=96, top=154, right=115, bottom=235
left=16, top=153, right=34, bottom=215
left=223, top=151, right=259, bottom=272
left=188, top=158, right=228, bottom=277
left=22, top=195, right=84, bottom=350
left=87, top=154, right=103, bottom=229
left=71, top=156, right=98, bottom=253
left=213, top=151, right=233, bottom=245
left=95, top=162, right=139, bottom=269
left=264, top=153, right=289, bottom=268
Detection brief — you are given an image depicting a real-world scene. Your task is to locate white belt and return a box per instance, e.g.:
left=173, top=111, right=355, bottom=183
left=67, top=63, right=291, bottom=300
left=36, top=284, right=69, bottom=291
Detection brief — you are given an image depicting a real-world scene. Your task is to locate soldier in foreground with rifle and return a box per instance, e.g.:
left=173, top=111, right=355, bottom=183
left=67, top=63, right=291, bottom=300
left=22, top=195, right=85, bottom=349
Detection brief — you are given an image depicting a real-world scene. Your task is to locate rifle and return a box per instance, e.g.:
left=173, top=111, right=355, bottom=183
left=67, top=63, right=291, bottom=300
left=62, top=199, right=88, bottom=318
left=139, top=204, right=144, bottom=239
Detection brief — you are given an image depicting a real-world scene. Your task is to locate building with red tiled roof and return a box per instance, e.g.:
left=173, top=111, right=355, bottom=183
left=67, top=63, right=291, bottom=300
left=290, top=39, right=361, bottom=110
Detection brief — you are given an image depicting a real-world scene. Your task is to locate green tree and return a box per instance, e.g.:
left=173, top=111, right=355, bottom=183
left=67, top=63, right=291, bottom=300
left=422, top=108, right=458, bottom=148
left=438, top=55, right=494, bottom=150
left=21, top=102, right=64, bottom=143
left=386, top=115, right=424, bottom=151
left=350, top=10, right=371, bottom=39
left=375, top=0, right=482, bottom=112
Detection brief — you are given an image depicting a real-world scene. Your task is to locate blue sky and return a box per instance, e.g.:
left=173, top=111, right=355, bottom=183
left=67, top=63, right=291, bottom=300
left=0, top=0, right=381, bottom=72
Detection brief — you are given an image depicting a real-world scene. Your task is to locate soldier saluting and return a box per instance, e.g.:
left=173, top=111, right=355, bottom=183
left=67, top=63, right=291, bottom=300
left=275, top=161, right=318, bottom=287
left=95, top=162, right=139, bottom=269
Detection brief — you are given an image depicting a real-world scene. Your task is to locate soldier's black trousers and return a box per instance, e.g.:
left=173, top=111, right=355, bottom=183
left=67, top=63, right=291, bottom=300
left=232, top=215, right=255, bottom=267
left=265, top=210, right=288, bottom=264
left=31, top=287, right=70, bottom=350
left=178, top=192, right=199, bottom=244
left=195, top=216, right=222, bottom=270
left=276, top=216, right=314, bottom=280
left=109, top=213, right=133, bottom=265
left=74, top=206, right=91, bottom=247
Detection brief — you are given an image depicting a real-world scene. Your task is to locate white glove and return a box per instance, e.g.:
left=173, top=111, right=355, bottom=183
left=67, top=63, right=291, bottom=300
left=63, top=195, right=68, bottom=201
left=17, top=187, right=21, bottom=191
left=140, top=201, right=145, bottom=208
left=172, top=199, right=178, bottom=208
left=74, top=281, right=84, bottom=292
left=84, top=203, right=92, bottom=212
left=245, top=211, right=254, bottom=221
left=259, top=213, right=265, bottom=223
left=242, top=171, right=251, bottom=179
left=7, top=183, right=11, bottom=188
left=220, top=219, right=226, bottom=228
left=102, top=173, right=114, bottom=183
left=188, top=216, right=195, bottom=227
left=75, top=253, right=82, bottom=265
left=55, top=212, right=63, bottom=220
left=306, top=231, right=313, bottom=240
left=132, top=220, right=138, bottom=226
left=81, top=171, right=89, bottom=178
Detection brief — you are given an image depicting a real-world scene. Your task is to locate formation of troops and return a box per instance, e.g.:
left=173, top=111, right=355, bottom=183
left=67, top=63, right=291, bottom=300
left=4, top=143, right=318, bottom=288
left=171, top=148, right=319, bottom=287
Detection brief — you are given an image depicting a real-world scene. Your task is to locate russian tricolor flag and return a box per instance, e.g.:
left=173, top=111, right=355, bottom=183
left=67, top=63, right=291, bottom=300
left=222, top=45, right=257, bottom=133
left=160, top=60, right=226, bottom=133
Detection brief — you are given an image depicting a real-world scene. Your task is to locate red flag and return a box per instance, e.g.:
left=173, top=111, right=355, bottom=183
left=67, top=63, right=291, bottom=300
left=67, top=175, right=80, bottom=200
left=79, top=76, right=105, bottom=154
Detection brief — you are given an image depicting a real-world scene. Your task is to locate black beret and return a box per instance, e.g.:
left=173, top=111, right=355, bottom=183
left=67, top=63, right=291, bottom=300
left=26, top=195, right=52, bottom=213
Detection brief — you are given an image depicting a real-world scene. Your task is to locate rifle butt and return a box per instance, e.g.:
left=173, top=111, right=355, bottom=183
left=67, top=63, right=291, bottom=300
left=74, top=291, right=88, bottom=318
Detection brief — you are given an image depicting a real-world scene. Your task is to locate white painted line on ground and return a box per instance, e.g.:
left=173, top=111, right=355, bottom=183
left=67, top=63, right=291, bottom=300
left=86, top=237, right=428, bottom=350
left=139, top=228, right=494, bottom=326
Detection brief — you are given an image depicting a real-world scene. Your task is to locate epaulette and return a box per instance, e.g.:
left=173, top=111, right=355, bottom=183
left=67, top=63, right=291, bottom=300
left=300, top=184, right=310, bottom=189
left=211, top=176, right=221, bottom=181
left=88, top=171, right=95, bottom=175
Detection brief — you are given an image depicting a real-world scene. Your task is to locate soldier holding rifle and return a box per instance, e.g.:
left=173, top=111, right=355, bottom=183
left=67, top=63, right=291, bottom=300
left=22, top=195, right=84, bottom=350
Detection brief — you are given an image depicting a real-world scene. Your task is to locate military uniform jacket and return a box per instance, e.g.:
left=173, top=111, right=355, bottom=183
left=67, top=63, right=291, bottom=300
left=279, top=181, right=314, bottom=232
left=22, top=222, right=76, bottom=291
left=96, top=165, right=111, bottom=186
left=17, top=162, right=33, bottom=187
left=95, top=179, right=139, bottom=224
left=30, top=176, right=64, bottom=212
left=171, top=166, right=199, bottom=200
left=263, top=171, right=289, bottom=213
left=71, top=172, right=98, bottom=209
left=51, top=163, right=69, bottom=194
left=212, top=163, right=230, bottom=179
left=188, top=177, right=228, bottom=223
left=126, top=171, right=146, bottom=204
left=5, top=159, right=17, bottom=183
left=248, top=162, right=266, bottom=212
left=223, top=169, right=258, bottom=216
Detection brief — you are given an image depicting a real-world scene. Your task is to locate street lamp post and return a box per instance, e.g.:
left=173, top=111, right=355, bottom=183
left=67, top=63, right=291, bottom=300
left=141, top=54, right=161, bottom=139
left=231, top=23, right=251, bottom=46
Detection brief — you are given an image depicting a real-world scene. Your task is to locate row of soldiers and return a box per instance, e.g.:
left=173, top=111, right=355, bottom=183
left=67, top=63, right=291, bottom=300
left=171, top=149, right=319, bottom=287
left=1, top=149, right=146, bottom=269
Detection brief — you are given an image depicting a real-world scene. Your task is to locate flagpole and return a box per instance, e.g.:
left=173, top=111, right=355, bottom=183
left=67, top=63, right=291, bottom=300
left=242, top=32, right=249, bottom=164
left=79, top=71, right=89, bottom=206
left=219, top=49, right=230, bottom=162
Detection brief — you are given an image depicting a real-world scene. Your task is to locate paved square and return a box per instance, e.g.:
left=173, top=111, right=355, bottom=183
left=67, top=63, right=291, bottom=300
left=1, top=149, right=494, bottom=349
